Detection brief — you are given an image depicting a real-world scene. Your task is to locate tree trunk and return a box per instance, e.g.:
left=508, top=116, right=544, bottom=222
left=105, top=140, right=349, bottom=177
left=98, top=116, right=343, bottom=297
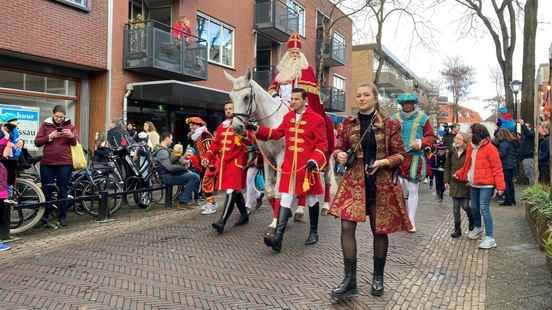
left=521, top=0, right=538, bottom=125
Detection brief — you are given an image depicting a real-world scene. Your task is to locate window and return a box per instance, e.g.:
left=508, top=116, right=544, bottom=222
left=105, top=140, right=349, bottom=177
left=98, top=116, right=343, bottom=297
left=333, top=75, right=345, bottom=91
left=197, top=14, right=234, bottom=68
left=53, top=0, right=89, bottom=11
left=287, top=0, right=305, bottom=37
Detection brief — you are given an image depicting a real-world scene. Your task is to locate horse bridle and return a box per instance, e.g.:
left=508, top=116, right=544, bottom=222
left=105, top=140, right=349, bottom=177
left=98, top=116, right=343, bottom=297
left=231, top=83, right=286, bottom=125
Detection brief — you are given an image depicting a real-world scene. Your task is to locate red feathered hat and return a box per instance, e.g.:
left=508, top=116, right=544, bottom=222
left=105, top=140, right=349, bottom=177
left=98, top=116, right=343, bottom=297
left=185, top=117, right=206, bottom=126
left=287, top=33, right=302, bottom=50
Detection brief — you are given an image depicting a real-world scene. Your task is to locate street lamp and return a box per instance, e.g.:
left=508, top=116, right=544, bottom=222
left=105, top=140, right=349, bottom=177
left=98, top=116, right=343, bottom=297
left=510, top=79, right=522, bottom=121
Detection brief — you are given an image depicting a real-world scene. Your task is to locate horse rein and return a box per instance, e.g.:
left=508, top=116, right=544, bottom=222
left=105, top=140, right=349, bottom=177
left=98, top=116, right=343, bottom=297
left=231, top=83, right=286, bottom=125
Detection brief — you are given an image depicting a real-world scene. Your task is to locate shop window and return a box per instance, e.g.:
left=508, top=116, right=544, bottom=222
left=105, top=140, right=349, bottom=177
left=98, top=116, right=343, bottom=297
left=25, top=75, right=46, bottom=93
left=46, top=78, right=66, bottom=95
left=197, top=14, right=234, bottom=68
left=0, top=70, right=24, bottom=90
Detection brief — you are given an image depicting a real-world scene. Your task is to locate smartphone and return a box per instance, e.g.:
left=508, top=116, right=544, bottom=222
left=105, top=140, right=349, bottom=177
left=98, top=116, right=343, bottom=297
left=56, top=127, right=63, bottom=132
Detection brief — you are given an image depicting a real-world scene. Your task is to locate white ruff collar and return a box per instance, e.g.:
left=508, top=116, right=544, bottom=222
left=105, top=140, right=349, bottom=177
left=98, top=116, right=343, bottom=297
left=191, top=126, right=207, bottom=141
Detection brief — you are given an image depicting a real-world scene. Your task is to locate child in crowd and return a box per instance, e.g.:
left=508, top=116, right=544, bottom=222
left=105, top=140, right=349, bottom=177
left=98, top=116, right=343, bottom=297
left=431, top=143, right=447, bottom=202
left=424, top=146, right=434, bottom=190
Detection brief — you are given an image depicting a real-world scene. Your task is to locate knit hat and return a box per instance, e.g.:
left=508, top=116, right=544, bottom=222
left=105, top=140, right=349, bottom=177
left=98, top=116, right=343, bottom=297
left=185, top=145, right=196, bottom=154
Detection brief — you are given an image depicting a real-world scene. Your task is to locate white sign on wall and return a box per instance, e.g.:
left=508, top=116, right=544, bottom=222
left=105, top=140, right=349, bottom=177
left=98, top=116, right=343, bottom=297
left=0, top=104, right=41, bottom=151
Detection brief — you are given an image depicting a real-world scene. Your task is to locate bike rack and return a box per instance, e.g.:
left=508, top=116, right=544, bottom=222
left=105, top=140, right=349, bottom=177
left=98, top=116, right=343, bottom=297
left=4, top=184, right=174, bottom=236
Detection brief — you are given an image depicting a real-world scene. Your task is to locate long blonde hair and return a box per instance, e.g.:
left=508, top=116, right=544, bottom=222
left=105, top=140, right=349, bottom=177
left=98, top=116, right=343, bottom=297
left=144, top=121, right=157, bottom=133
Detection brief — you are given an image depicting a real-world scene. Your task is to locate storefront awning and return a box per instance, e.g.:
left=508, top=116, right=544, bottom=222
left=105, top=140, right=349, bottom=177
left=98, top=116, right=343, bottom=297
left=128, top=80, right=229, bottom=110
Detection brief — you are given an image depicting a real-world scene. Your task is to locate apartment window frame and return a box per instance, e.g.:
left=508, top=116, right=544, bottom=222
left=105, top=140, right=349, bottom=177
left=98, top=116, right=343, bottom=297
left=287, top=0, right=306, bottom=37
left=333, top=74, right=346, bottom=91
left=197, top=13, right=235, bottom=69
left=51, top=0, right=90, bottom=12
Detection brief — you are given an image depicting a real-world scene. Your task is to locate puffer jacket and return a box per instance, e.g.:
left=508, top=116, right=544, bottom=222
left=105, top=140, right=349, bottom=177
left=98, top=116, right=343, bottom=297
left=455, top=138, right=506, bottom=191
left=498, top=140, right=516, bottom=170
left=35, top=117, right=77, bottom=166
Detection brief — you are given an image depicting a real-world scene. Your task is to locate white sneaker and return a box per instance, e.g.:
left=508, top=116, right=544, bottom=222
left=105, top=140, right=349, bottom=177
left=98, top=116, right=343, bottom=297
left=468, top=227, right=482, bottom=240
left=201, top=203, right=217, bottom=215
left=478, top=236, right=497, bottom=249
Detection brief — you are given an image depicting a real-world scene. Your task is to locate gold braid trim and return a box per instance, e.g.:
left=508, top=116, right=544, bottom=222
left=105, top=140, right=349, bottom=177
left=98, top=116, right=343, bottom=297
left=297, top=82, right=320, bottom=96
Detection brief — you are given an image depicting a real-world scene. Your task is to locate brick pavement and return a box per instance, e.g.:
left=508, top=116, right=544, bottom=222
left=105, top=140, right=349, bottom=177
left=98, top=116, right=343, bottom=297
left=0, top=187, right=548, bottom=309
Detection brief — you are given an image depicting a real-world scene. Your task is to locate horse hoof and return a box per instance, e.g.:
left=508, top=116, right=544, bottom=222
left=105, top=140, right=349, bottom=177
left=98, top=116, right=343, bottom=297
left=294, top=212, right=306, bottom=223
left=320, top=208, right=329, bottom=216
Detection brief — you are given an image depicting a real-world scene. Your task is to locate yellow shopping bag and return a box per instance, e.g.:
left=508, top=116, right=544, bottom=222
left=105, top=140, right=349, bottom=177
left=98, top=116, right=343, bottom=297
left=71, top=142, right=87, bottom=170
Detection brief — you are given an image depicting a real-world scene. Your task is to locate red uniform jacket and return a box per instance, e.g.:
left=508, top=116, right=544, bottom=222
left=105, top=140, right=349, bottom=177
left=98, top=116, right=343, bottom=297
left=256, top=108, right=327, bottom=195
left=206, top=121, right=249, bottom=190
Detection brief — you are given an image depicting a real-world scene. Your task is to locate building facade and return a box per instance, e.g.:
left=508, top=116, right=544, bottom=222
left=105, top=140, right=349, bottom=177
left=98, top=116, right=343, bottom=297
left=0, top=0, right=108, bottom=149
left=0, top=0, right=352, bottom=148
left=351, top=43, right=433, bottom=116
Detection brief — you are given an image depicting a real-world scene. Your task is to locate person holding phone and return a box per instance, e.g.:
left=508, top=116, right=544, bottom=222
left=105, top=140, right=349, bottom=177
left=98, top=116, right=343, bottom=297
left=35, top=105, right=77, bottom=228
left=328, top=83, right=412, bottom=300
left=454, top=123, right=505, bottom=249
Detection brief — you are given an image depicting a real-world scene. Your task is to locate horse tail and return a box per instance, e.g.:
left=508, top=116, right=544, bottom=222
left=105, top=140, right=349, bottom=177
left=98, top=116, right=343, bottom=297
left=327, top=151, right=340, bottom=198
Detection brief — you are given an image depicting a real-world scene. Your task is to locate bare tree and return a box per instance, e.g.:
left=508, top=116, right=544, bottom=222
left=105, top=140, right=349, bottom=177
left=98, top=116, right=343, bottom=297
left=521, top=0, right=538, bottom=124
left=366, top=0, right=436, bottom=84
left=484, top=66, right=505, bottom=119
left=316, top=0, right=372, bottom=86
left=440, top=0, right=523, bottom=113
left=441, top=56, right=475, bottom=123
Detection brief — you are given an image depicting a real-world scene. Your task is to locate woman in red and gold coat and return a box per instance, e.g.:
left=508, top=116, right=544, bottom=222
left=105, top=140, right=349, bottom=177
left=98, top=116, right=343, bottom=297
left=206, top=101, right=251, bottom=234
left=328, top=83, right=412, bottom=300
left=252, top=88, right=327, bottom=253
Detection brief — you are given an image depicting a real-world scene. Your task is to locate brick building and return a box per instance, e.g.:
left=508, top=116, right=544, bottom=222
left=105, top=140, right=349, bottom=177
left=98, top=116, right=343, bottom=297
left=437, top=103, right=482, bottom=124
left=0, top=0, right=352, bottom=148
left=0, top=0, right=108, bottom=149
left=351, top=43, right=433, bottom=115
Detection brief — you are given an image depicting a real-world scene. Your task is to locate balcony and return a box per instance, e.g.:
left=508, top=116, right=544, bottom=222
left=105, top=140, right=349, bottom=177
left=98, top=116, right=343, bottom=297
left=321, top=87, right=346, bottom=112
left=255, top=0, right=299, bottom=42
left=375, top=71, right=407, bottom=94
left=253, top=66, right=276, bottom=90
left=316, top=33, right=346, bottom=67
left=124, top=20, right=208, bottom=81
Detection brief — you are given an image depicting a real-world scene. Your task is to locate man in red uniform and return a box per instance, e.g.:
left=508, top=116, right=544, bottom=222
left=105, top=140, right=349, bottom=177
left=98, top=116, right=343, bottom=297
left=249, top=88, right=328, bottom=253
left=207, top=101, right=250, bottom=234
left=186, top=117, right=217, bottom=214
left=266, top=33, right=335, bottom=225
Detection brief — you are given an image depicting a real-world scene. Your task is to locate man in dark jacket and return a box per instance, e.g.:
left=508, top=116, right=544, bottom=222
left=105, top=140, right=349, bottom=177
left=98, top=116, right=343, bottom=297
left=519, top=120, right=535, bottom=185
left=539, top=125, right=550, bottom=185
left=154, top=132, right=200, bottom=209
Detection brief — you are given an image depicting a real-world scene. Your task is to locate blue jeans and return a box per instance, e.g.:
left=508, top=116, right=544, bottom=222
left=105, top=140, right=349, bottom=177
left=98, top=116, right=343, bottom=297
left=40, top=165, right=73, bottom=221
left=161, top=171, right=200, bottom=204
left=470, top=187, right=494, bottom=237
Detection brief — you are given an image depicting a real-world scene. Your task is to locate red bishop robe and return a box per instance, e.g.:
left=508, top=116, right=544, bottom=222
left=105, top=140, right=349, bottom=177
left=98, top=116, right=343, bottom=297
left=256, top=107, right=328, bottom=195
left=268, top=65, right=335, bottom=156
left=206, top=120, right=250, bottom=191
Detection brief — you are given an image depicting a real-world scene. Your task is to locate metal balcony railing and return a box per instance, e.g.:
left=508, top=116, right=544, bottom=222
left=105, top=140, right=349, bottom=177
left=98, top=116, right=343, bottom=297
left=316, top=32, right=346, bottom=67
left=321, top=87, right=346, bottom=112
left=253, top=66, right=276, bottom=90
left=124, top=20, right=208, bottom=81
left=255, top=0, right=299, bottom=42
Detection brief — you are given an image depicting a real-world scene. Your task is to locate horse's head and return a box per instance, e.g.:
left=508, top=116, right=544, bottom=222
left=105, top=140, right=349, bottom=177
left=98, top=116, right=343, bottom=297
left=224, top=70, right=254, bottom=134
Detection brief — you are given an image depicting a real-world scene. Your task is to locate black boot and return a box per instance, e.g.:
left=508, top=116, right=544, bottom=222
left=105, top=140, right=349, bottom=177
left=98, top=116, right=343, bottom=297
left=371, top=256, right=385, bottom=296
left=211, top=193, right=235, bottom=234
left=466, top=208, right=474, bottom=232
left=331, top=257, right=358, bottom=298
left=305, top=203, right=319, bottom=245
left=233, top=192, right=249, bottom=226
left=451, top=221, right=461, bottom=238
left=264, top=207, right=292, bottom=252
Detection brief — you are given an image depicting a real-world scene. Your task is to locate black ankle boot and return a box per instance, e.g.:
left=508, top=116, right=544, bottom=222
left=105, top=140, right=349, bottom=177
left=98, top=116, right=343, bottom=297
left=305, top=203, right=319, bottom=245
left=265, top=207, right=292, bottom=252
left=331, top=257, right=358, bottom=298
left=233, top=192, right=249, bottom=226
left=466, top=209, right=474, bottom=231
left=212, top=193, right=235, bottom=234
left=451, top=221, right=461, bottom=238
left=371, top=256, right=385, bottom=296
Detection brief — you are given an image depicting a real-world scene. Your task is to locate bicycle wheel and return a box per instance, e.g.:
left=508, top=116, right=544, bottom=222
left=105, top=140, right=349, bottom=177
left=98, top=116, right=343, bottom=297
left=133, top=178, right=152, bottom=208
left=11, top=178, right=46, bottom=234
left=80, top=175, right=123, bottom=216
left=151, top=170, right=165, bottom=204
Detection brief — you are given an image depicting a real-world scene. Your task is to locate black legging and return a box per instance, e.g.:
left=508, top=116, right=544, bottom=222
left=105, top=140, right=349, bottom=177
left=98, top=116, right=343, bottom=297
left=340, top=201, right=388, bottom=259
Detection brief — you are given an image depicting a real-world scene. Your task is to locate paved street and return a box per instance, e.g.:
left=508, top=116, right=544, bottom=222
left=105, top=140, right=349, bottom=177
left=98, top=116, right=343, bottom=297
left=0, top=187, right=551, bottom=309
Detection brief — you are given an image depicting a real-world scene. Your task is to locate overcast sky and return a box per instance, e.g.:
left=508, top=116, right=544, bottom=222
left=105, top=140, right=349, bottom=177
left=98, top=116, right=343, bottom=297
left=350, top=0, right=552, bottom=119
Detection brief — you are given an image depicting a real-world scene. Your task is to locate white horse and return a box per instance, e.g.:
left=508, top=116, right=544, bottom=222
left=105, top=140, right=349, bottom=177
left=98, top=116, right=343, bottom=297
left=224, top=70, right=287, bottom=229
